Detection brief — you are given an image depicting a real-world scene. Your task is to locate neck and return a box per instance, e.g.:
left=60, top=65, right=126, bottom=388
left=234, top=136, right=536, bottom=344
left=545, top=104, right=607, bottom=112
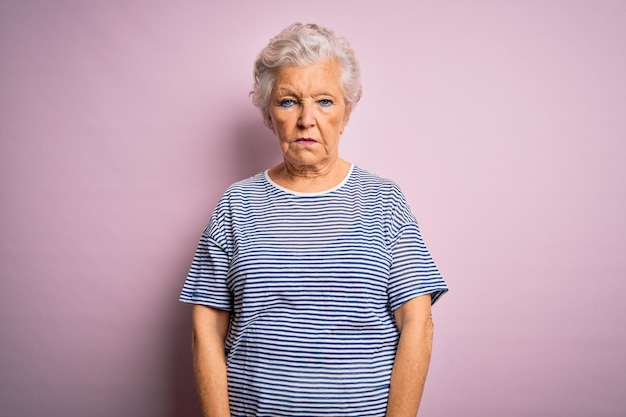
left=268, top=159, right=351, bottom=193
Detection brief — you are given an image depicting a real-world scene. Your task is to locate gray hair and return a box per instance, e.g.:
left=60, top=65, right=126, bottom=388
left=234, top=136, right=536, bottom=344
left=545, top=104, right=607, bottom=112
left=251, top=23, right=362, bottom=127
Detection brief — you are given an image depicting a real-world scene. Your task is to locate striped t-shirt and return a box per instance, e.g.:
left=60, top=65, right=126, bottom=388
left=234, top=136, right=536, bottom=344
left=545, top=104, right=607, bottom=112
left=180, top=165, right=448, bottom=417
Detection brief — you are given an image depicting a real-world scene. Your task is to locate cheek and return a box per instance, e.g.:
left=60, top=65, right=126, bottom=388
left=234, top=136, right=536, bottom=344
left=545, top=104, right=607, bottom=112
left=270, top=119, right=289, bottom=141
left=273, top=115, right=295, bottom=134
left=330, top=114, right=346, bottom=130
left=268, top=112, right=283, bottom=134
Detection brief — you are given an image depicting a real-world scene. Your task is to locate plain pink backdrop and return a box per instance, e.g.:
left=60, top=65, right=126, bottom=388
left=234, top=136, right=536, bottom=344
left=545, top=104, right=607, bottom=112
left=1, top=1, right=624, bottom=416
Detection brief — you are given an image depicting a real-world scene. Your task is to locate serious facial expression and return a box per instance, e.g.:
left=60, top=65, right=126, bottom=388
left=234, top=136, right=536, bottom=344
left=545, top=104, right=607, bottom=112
left=268, top=59, right=351, bottom=170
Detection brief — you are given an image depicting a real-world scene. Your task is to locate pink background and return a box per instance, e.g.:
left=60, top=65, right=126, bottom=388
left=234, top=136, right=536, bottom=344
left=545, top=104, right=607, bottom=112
left=1, top=1, right=625, bottom=416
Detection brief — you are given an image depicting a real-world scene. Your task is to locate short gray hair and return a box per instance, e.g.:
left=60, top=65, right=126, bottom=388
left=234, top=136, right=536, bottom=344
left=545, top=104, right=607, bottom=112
left=251, top=23, right=362, bottom=127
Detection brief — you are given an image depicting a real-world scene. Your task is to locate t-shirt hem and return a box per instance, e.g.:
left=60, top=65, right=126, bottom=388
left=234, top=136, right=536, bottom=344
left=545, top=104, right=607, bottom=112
left=179, top=297, right=232, bottom=311
left=389, top=287, right=449, bottom=312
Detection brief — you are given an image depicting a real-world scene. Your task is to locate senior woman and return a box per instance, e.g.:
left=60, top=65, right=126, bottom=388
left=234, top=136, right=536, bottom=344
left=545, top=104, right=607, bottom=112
left=180, top=23, right=448, bottom=417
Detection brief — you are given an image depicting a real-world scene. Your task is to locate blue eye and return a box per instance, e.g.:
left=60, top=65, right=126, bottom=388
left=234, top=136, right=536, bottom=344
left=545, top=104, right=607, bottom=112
left=279, top=99, right=296, bottom=108
left=318, top=99, right=333, bottom=107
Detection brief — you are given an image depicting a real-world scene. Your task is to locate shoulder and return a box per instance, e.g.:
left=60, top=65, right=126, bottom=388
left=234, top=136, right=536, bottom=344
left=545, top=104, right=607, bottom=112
left=351, top=166, right=416, bottom=229
left=224, top=172, right=267, bottom=195
left=209, top=172, right=267, bottom=220
left=215, top=172, right=267, bottom=204
left=351, top=166, right=406, bottom=198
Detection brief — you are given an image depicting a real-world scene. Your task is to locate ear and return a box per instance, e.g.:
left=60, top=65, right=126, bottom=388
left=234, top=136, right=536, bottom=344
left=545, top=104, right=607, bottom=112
left=340, top=103, right=353, bottom=135
left=266, top=113, right=275, bottom=133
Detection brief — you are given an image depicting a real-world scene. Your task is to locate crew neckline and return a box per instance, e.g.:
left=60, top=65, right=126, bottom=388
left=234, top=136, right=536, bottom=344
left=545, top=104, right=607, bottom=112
left=264, top=164, right=354, bottom=196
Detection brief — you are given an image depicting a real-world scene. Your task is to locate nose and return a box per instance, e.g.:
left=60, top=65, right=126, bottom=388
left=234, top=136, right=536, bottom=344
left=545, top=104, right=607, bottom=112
left=297, top=101, right=315, bottom=128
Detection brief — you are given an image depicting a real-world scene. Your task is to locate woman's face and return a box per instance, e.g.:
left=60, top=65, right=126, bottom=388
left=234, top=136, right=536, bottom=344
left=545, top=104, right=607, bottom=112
left=268, top=59, right=351, bottom=171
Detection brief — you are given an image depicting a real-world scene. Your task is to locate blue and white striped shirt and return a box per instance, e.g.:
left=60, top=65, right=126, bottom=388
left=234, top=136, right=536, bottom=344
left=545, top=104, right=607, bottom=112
left=180, top=165, right=448, bottom=416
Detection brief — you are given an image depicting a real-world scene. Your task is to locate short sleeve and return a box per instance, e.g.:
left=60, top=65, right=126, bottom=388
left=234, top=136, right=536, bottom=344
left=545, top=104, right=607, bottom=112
left=179, top=223, right=233, bottom=311
left=385, top=184, right=448, bottom=311
left=387, top=223, right=448, bottom=311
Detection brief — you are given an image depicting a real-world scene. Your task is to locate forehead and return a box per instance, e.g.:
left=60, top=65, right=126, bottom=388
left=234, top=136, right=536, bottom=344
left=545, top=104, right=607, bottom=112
left=274, top=59, right=343, bottom=95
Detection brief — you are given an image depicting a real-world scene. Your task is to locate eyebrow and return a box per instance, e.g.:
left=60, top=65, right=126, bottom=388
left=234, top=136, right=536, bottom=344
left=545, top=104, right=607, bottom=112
left=274, top=88, right=338, bottom=98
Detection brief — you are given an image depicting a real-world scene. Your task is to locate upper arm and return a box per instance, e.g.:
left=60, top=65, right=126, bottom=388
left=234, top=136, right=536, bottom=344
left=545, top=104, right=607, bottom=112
left=394, top=294, right=433, bottom=333
left=192, top=304, right=231, bottom=343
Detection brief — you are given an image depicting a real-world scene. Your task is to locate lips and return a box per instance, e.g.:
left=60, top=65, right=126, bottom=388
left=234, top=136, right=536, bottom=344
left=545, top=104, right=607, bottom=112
left=295, top=138, right=317, bottom=144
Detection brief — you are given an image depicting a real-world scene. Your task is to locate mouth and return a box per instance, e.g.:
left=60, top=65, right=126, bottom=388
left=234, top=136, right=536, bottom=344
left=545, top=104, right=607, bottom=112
left=295, top=138, right=317, bottom=145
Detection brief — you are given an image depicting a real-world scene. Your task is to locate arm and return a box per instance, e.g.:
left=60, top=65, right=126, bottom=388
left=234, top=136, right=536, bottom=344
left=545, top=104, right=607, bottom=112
left=386, top=294, right=434, bottom=417
left=192, top=304, right=232, bottom=417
